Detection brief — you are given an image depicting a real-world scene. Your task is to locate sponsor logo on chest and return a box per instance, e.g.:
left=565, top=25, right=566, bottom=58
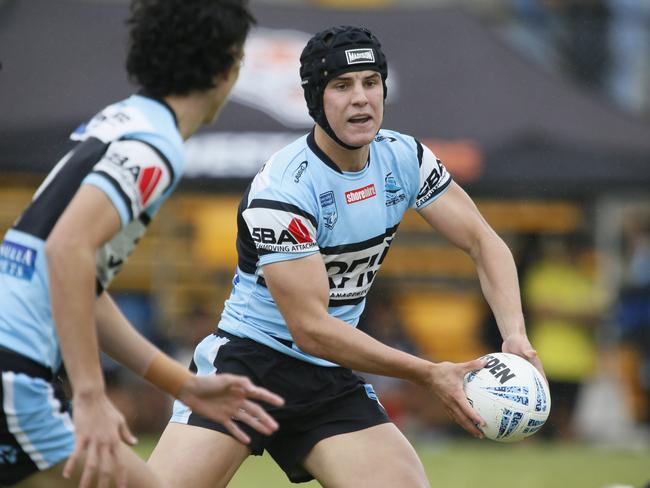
left=0, top=241, right=37, bottom=281
left=345, top=184, right=376, bottom=204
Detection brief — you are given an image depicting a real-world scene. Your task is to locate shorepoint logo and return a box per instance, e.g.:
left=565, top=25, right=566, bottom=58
left=345, top=184, right=376, bottom=204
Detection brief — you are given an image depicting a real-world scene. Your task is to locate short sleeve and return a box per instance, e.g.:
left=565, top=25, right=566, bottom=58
left=241, top=198, right=320, bottom=266
left=412, top=140, right=452, bottom=210
left=82, top=139, right=174, bottom=226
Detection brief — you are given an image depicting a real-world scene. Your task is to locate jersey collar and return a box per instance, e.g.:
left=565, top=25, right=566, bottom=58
left=307, top=128, right=370, bottom=175
left=137, top=90, right=179, bottom=129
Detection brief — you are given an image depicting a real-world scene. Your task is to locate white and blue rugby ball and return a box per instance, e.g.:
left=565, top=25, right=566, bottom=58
left=463, top=352, right=551, bottom=442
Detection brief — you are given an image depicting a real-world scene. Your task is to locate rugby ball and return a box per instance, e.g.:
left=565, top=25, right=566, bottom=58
left=463, top=352, right=550, bottom=442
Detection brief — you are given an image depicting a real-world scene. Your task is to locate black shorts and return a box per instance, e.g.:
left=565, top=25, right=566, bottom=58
left=0, top=347, right=71, bottom=487
left=177, top=331, right=391, bottom=483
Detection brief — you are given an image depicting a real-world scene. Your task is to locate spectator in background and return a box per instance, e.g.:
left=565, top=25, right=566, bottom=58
left=498, top=0, right=650, bottom=115
left=605, top=0, right=650, bottom=114
left=616, top=220, right=650, bottom=427
left=524, top=234, right=606, bottom=440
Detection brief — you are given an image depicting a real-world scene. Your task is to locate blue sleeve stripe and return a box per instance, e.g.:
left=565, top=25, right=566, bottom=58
left=83, top=172, right=132, bottom=225
left=258, top=250, right=318, bottom=267
left=248, top=198, right=318, bottom=228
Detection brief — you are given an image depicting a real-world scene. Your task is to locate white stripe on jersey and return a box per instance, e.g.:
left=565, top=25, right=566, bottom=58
left=91, top=139, right=172, bottom=218
left=415, top=144, right=451, bottom=208
left=243, top=206, right=318, bottom=255
left=72, top=104, right=155, bottom=144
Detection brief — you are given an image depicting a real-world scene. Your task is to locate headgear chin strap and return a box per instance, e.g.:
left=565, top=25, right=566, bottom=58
left=300, top=26, right=388, bottom=150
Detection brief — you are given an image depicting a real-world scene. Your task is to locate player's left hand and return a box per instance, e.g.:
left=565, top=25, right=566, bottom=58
left=177, top=373, right=284, bottom=445
left=502, top=333, right=546, bottom=381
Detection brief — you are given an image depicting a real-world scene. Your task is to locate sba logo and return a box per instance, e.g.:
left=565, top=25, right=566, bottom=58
left=0, top=444, right=18, bottom=465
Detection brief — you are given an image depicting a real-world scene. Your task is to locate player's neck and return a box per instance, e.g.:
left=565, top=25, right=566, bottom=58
left=163, top=94, right=211, bottom=140
left=314, top=125, right=369, bottom=173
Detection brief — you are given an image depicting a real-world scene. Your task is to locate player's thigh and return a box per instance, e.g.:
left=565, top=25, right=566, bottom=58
left=15, top=442, right=161, bottom=488
left=148, top=422, right=250, bottom=488
left=304, top=423, right=430, bottom=488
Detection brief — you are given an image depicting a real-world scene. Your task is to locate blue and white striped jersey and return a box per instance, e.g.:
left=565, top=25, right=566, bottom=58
left=219, top=129, right=452, bottom=366
left=0, top=94, right=184, bottom=371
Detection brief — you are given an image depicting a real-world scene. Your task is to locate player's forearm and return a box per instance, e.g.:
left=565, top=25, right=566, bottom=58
left=46, top=241, right=105, bottom=395
left=94, top=292, right=159, bottom=376
left=292, top=314, right=433, bottom=385
left=473, top=234, right=526, bottom=339
left=95, top=292, right=194, bottom=397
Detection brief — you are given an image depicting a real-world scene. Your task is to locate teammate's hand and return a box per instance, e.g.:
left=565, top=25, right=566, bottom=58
left=64, top=389, right=137, bottom=488
left=177, top=373, right=284, bottom=445
left=428, top=359, right=487, bottom=439
left=502, top=332, right=546, bottom=380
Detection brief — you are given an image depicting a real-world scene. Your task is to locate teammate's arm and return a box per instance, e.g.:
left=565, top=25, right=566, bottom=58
left=94, top=291, right=283, bottom=443
left=263, top=255, right=486, bottom=437
left=417, top=182, right=544, bottom=375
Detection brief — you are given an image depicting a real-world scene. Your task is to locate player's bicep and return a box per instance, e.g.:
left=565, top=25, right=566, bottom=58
left=263, top=254, right=330, bottom=333
left=418, top=181, right=495, bottom=254
left=48, top=184, right=122, bottom=252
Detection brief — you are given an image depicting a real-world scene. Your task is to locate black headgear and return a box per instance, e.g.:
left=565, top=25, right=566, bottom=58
left=299, top=26, right=388, bottom=150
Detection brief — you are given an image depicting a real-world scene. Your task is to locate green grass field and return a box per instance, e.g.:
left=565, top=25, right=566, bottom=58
left=135, top=436, right=649, bottom=487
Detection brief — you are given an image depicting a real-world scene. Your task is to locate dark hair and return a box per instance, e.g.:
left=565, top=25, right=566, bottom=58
left=126, top=0, right=255, bottom=97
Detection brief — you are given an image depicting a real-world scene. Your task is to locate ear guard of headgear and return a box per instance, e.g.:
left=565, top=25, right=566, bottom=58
left=300, top=25, right=388, bottom=150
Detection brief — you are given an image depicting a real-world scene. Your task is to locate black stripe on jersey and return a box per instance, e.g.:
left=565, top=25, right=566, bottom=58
left=14, top=137, right=109, bottom=239
left=236, top=184, right=259, bottom=274
left=307, top=129, right=342, bottom=174
left=255, top=275, right=365, bottom=307
left=248, top=199, right=318, bottom=229
left=415, top=138, right=424, bottom=168
left=93, top=170, right=134, bottom=222
left=122, top=137, right=175, bottom=193
left=438, top=174, right=452, bottom=194
left=320, top=223, right=399, bottom=256
left=329, top=296, right=366, bottom=307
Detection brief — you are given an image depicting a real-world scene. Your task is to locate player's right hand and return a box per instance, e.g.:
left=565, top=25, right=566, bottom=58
left=177, top=373, right=284, bottom=445
left=428, top=358, right=487, bottom=439
left=64, top=389, right=137, bottom=488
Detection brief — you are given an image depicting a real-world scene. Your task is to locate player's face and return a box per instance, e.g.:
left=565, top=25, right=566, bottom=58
left=204, top=49, right=244, bottom=124
left=323, top=70, right=384, bottom=147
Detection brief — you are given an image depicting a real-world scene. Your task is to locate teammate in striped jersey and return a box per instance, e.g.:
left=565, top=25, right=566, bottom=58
left=0, top=1, right=283, bottom=487
left=150, top=25, right=545, bottom=487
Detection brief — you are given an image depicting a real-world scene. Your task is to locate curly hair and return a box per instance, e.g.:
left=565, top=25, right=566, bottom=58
left=126, top=0, right=255, bottom=97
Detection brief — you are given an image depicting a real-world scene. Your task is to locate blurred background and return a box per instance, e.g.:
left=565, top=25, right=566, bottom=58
left=2, top=0, right=650, bottom=484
